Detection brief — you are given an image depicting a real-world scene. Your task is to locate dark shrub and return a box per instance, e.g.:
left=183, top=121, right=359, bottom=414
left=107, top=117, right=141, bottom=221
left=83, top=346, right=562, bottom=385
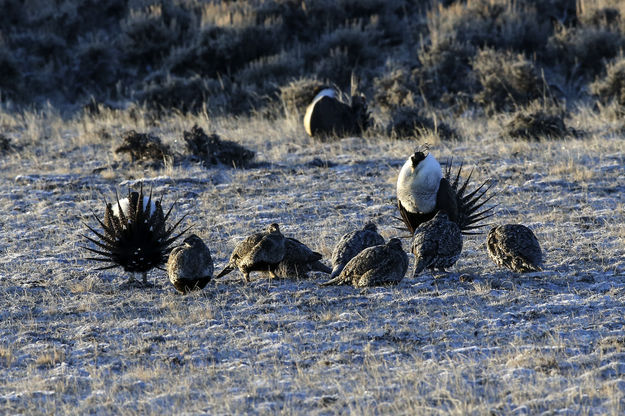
left=473, top=48, right=545, bottom=113
left=546, top=26, right=625, bottom=78
left=0, top=133, right=12, bottom=154
left=279, top=77, right=326, bottom=117
left=0, top=47, right=20, bottom=101
left=115, top=131, right=171, bottom=164
left=183, top=125, right=254, bottom=168
left=386, top=106, right=458, bottom=140
left=428, top=0, right=551, bottom=55
left=590, top=56, right=625, bottom=106
left=373, top=68, right=418, bottom=113
left=415, top=38, right=477, bottom=105
left=503, top=101, right=571, bottom=140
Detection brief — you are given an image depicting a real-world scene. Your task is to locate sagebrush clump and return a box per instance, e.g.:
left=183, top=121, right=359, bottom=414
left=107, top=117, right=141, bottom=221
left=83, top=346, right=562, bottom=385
left=386, top=107, right=457, bottom=140
left=503, top=101, right=572, bottom=140
left=183, top=125, right=254, bottom=168
left=472, top=48, right=545, bottom=114
left=114, top=130, right=171, bottom=164
left=590, top=55, right=625, bottom=106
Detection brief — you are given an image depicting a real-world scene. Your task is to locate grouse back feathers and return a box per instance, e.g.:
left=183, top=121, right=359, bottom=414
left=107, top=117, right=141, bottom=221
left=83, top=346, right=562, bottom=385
left=269, top=237, right=330, bottom=279
left=487, top=224, right=543, bottom=273
left=215, top=223, right=286, bottom=282
left=330, top=222, right=385, bottom=279
left=321, top=238, right=408, bottom=288
left=411, top=211, right=463, bottom=278
left=167, top=234, right=214, bottom=293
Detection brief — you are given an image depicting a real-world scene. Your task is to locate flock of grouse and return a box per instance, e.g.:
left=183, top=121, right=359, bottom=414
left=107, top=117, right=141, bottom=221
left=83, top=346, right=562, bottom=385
left=83, top=85, right=544, bottom=293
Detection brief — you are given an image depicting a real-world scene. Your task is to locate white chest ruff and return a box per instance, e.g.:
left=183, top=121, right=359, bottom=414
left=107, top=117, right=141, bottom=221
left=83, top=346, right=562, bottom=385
left=304, top=89, right=336, bottom=136
left=396, top=154, right=442, bottom=214
left=112, top=196, right=157, bottom=219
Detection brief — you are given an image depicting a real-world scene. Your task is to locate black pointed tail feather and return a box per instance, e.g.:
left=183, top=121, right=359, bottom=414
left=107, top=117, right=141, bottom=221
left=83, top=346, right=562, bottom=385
left=443, top=158, right=497, bottom=234
left=319, top=275, right=344, bottom=286
left=214, top=265, right=234, bottom=279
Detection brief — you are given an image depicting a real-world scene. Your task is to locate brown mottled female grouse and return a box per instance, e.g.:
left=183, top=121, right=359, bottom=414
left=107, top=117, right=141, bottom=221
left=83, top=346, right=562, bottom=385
left=411, top=211, right=463, bottom=278
left=167, top=234, right=214, bottom=293
left=329, top=222, right=385, bottom=279
left=215, top=223, right=286, bottom=282
left=487, top=224, right=543, bottom=272
left=268, top=237, right=331, bottom=279
left=321, top=238, right=408, bottom=288
left=82, top=185, right=187, bottom=286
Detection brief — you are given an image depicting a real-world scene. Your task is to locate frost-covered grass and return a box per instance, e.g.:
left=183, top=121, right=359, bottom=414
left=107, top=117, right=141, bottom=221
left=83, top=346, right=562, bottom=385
left=0, top=105, right=624, bottom=415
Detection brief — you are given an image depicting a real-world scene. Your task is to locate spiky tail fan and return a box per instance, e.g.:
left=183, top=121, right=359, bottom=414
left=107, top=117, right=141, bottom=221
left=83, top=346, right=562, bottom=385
left=82, top=184, right=188, bottom=273
left=443, top=159, right=496, bottom=235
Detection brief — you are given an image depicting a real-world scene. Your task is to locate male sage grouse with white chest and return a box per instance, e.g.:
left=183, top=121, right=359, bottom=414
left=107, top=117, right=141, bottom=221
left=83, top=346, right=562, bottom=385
left=167, top=234, right=214, bottom=293
left=215, top=223, right=286, bottom=282
left=411, top=211, right=463, bottom=278
left=321, top=238, right=409, bottom=288
left=82, top=185, right=187, bottom=286
left=303, top=75, right=370, bottom=139
left=267, top=237, right=331, bottom=279
left=486, top=224, right=543, bottom=273
left=329, top=222, right=385, bottom=280
left=396, top=149, right=495, bottom=236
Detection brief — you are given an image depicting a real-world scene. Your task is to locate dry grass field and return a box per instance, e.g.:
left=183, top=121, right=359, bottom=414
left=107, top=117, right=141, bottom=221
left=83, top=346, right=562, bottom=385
left=0, top=102, right=624, bottom=415
left=2, top=0, right=625, bottom=414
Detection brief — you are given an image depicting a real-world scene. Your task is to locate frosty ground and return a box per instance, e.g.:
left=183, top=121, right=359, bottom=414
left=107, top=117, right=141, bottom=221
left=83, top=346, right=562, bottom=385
left=0, top=107, right=624, bottom=415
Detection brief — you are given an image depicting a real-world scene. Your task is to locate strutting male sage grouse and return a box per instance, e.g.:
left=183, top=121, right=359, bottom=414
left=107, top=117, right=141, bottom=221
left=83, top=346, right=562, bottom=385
left=411, top=211, right=463, bottom=278
left=321, top=238, right=409, bottom=288
left=215, top=223, right=286, bottom=282
left=82, top=185, right=187, bottom=285
left=396, top=148, right=495, bottom=235
left=303, top=74, right=370, bottom=139
left=329, top=222, right=385, bottom=280
left=268, top=237, right=331, bottom=279
left=486, top=224, right=543, bottom=273
left=166, top=234, right=214, bottom=293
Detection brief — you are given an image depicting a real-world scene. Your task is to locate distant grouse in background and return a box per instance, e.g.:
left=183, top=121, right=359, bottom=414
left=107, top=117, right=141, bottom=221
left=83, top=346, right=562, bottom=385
left=82, top=185, right=187, bottom=286
left=411, top=211, right=463, bottom=278
left=215, top=223, right=286, bottom=282
left=396, top=149, right=495, bottom=235
left=303, top=74, right=371, bottom=139
left=329, top=222, right=385, bottom=279
left=321, top=238, right=408, bottom=288
left=167, top=234, right=214, bottom=293
left=268, top=237, right=331, bottom=279
left=486, top=224, right=543, bottom=273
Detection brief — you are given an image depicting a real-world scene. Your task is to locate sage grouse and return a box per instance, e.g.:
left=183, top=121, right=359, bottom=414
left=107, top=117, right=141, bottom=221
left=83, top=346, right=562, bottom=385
left=215, top=223, right=286, bottom=282
left=268, top=237, right=331, bottom=279
left=321, top=238, right=409, bottom=288
left=303, top=75, right=370, bottom=139
left=82, top=185, right=187, bottom=285
left=411, top=211, right=463, bottom=278
left=329, top=222, right=385, bottom=279
left=486, top=224, right=543, bottom=272
left=397, top=149, right=495, bottom=235
left=167, top=234, right=214, bottom=293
